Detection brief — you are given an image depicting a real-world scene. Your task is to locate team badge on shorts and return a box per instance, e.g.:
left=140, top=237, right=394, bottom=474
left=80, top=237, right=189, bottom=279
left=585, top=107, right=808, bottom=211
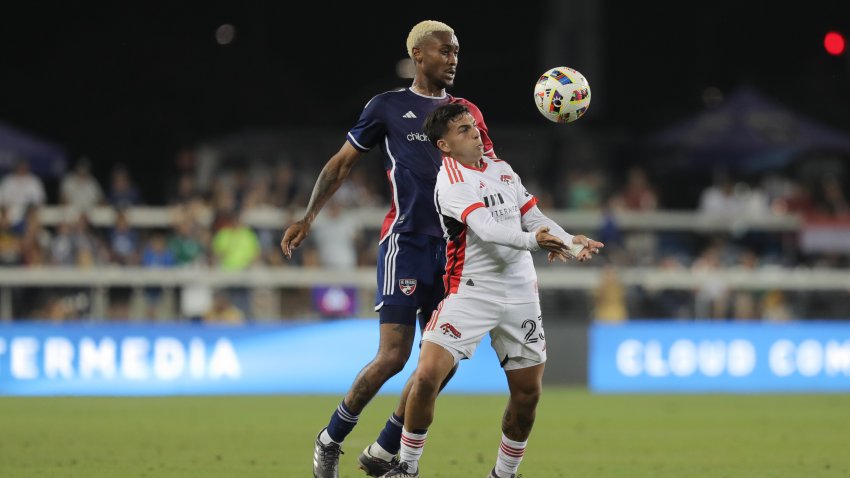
left=440, top=322, right=462, bottom=339
left=399, top=279, right=417, bottom=296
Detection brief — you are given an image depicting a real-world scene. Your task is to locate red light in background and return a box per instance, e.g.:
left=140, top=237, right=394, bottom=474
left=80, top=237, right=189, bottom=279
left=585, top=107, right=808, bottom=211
left=824, top=31, right=845, bottom=56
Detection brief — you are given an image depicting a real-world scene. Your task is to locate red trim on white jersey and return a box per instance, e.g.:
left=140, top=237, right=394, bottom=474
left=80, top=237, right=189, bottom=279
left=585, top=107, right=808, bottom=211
left=458, top=158, right=488, bottom=172
left=442, top=157, right=462, bottom=184
left=461, top=202, right=485, bottom=223
left=520, top=196, right=538, bottom=216
left=444, top=229, right=467, bottom=295
left=443, top=156, right=465, bottom=183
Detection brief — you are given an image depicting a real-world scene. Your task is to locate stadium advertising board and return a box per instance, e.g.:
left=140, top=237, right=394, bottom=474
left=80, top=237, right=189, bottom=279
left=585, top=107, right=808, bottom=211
left=590, top=321, right=850, bottom=392
left=0, top=320, right=507, bottom=396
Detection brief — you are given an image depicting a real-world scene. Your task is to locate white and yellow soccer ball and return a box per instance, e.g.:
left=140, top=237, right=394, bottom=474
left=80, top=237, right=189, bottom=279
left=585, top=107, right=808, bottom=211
left=533, top=66, right=591, bottom=123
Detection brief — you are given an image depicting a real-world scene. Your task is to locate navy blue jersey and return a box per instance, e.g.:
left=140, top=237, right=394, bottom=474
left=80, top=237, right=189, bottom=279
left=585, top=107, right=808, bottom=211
left=347, top=88, right=494, bottom=241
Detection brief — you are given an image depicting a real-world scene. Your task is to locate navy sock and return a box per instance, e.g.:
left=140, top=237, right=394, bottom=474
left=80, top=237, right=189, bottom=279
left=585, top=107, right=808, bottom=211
left=326, top=401, right=359, bottom=443
left=376, top=413, right=404, bottom=454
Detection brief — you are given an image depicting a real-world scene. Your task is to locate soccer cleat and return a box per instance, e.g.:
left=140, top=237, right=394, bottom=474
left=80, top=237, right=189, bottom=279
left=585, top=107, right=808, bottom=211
left=488, top=468, right=518, bottom=478
left=312, top=428, right=343, bottom=478
left=380, top=461, right=419, bottom=477
left=357, top=444, right=397, bottom=477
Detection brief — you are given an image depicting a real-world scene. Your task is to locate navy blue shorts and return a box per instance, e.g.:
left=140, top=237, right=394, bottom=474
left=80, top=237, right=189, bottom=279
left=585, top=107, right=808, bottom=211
left=375, top=232, right=446, bottom=327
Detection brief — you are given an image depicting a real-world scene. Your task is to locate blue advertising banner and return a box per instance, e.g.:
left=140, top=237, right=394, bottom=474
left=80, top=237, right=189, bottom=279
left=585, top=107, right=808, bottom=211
left=0, top=320, right=509, bottom=396
left=590, top=321, right=850, bottom=393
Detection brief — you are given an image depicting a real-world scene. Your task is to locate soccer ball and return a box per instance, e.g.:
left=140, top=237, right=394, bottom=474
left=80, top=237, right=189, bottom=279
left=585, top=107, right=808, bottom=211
left=533, top=66, right=591, bottom=123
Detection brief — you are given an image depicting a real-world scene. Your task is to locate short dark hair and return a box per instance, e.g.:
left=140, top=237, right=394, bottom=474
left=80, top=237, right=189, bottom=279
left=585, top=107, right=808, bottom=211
left=422, top=103, right=470, bottom=149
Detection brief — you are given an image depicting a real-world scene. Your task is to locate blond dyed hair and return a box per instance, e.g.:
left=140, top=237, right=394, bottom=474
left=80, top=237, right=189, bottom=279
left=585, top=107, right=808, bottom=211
left=406, top=20, right=454, bottom=59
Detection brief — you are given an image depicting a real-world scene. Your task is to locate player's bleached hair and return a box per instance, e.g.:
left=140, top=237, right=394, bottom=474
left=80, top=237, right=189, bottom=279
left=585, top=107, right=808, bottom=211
left=406, top=20, right=454, bottom=59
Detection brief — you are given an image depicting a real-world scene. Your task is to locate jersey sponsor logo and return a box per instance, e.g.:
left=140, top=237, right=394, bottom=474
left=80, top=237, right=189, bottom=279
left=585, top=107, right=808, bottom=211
left=483, top=193, right=505, bottom=208
left=500, top=174, right=514, bottom=184
left=402, top=111, right=418, bottom=119
left=406, top=132, right=430, bottom=142
left=440, top=322, right=462, bottom=339
left=399, top=278, right=417, bottom=296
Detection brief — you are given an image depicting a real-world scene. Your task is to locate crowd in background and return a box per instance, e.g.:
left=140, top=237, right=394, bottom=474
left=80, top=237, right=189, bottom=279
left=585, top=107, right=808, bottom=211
left=1, top=141, right=849, bottom=322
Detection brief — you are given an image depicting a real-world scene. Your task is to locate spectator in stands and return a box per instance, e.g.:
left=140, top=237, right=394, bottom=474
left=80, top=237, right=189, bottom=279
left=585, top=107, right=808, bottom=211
left=211, top=211, right=260, bottom=271
left=692, top=240, right=729, bottom=319
left=108, top=209, right=139, bottom=265
left=60, top=157, right=104, bottom=212
left=731, top=250, right=760, bottom=320
left=593, top=265, right=627, bottom=322
left=0, top=158, right=46, bottom=223
left=141, top=232, right=176, bottom=317
left=0, top=207, right=22, bottom=266
left=817, top=176, right=849, bottom=217
left=269, top=161, right=302, bottom=209
left=560, top=170, right=604, bottom=210
left=609, top=166, right=658, bottom=211
left=212, top=211, right=260, bottom=317
left=19, top=205, right=51, bottom=266
left=168, top=219, right=207, bottom=266
left=610, top=167, right=660, bottom=266
left=168, top=173, right=200, bottom=206
left=70, top=213, right=106, bottom=267
left=309, top=199, right=360, bottom=269
left=203, top=289, right=245, bottom=324
left=108, top=165, right=141, bottom=208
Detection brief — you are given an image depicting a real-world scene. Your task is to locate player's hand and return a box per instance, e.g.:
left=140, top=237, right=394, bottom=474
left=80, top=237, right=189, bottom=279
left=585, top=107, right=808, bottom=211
left=535, top=226, right=570, bottom=261
left=280, top=219, right=311, bottom=259
left=569, top=235, right=604, bottom=262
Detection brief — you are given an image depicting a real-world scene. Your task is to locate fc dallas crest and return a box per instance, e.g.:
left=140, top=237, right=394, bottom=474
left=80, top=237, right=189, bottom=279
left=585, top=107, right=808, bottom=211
left=399, top=279, right=417, bottom=296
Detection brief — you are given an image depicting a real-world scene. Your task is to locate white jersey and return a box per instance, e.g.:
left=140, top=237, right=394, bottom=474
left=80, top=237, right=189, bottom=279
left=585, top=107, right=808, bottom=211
left=435, top=156, right=541, bottom=303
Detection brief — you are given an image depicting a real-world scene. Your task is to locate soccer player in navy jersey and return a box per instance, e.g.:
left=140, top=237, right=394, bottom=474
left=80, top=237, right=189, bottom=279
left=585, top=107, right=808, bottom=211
left=280, top=20, right=496, bottom=478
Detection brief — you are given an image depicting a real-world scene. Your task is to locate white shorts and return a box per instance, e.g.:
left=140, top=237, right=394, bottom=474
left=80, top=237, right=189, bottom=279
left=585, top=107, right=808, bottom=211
left=422, top=294, right=546, bottom=371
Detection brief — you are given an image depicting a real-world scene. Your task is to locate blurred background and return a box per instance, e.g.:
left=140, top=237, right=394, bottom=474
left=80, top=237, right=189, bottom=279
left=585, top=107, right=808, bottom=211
left=1, top=1, right=849, bottom=394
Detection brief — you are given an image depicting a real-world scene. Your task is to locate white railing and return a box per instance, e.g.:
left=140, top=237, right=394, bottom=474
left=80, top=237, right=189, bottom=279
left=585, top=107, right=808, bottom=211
left=37, top=205, right=801, bottom=232
left=2, top=265, right=847, bottom=320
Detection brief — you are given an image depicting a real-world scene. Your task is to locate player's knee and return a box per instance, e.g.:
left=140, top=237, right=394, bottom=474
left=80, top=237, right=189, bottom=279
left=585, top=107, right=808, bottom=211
left=375, top=349, right=411, bottom=375
left=511, top=386, right=541, bottom=410
left=412, top=367, right=443, bottom=398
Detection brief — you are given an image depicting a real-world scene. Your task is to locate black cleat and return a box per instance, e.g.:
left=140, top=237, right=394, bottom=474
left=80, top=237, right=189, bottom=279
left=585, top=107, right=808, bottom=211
left=380, top=461, right=419, bottom=477
left=488, top=467, right=518, bottom=478
left=312, top=428, right=343, bottom=478
left=357, top=444, right=397, bottom=477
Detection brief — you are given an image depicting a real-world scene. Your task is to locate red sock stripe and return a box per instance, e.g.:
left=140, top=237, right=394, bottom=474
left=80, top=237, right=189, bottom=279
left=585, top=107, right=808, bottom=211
left=401, top=435, right=427, bottom=448
left=500, top=443, right=525, bottom=458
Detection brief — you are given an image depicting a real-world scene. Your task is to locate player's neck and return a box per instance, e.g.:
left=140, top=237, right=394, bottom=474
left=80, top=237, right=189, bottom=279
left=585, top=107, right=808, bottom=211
left=410, top=80, right=445, bottom=97
left=450, top=154, right=483, bottom=169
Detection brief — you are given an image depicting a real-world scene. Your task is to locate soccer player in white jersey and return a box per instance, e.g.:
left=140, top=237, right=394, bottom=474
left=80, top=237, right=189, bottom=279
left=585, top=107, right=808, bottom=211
left=381, top=103, right=603, bottom=478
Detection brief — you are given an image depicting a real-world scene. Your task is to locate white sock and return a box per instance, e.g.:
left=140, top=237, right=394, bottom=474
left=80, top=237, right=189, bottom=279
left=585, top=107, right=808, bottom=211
left=319, top=429, right=339, bottom=445
left=368, top=442, right=395, bottom=461
left=495, top=433, right=527, bottom=477
left=399, top=429, right=428, bottom=473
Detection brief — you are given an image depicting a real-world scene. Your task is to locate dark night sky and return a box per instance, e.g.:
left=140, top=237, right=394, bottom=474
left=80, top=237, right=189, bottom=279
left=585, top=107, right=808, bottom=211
left=1, top=2, right=849, bottom=198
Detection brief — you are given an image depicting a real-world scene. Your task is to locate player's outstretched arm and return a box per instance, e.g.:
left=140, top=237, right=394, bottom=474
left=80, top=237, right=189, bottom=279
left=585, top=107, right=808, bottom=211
left=280, top=142, right=362, bottom=258
left=521, top=205, right=603, bottom=262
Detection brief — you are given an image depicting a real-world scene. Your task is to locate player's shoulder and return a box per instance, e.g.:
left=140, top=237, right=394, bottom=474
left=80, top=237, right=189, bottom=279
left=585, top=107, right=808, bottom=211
left=486, top=156, right=514, bottom=172
left=363, top=88, right=408, bottom=109
left=449, top=95, right=483, bottom=114
left=437, top=156, right=472, bottom=186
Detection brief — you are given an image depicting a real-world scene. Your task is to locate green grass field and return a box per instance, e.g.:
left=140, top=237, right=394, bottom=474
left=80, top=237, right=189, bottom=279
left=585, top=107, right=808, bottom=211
left=1, top=389, right=849, bottom=477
